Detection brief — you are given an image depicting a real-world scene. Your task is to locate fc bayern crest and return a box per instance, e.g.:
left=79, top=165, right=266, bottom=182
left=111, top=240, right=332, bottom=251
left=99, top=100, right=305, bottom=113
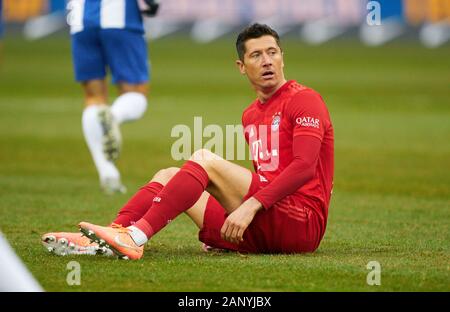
left=271, top=113, right=281, bottom=131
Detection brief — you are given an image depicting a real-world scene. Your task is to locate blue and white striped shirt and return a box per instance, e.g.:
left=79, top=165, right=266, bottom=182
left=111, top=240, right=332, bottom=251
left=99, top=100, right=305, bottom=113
left=68, top=0, right=144, bottom=34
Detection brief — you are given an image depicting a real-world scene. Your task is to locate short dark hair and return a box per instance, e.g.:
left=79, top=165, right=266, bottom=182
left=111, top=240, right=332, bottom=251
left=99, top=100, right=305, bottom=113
left=236, top=23, right=281, bottom=61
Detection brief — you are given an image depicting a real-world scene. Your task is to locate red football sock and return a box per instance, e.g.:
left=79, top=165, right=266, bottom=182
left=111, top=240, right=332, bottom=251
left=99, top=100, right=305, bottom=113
left=134, top=161, right=209, bottom=238
left=112, top=181, right=164, bottom=227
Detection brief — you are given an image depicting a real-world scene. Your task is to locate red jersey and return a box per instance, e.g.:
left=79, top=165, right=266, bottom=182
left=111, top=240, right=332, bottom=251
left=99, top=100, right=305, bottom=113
left=242, top=80, right=334, bottom=218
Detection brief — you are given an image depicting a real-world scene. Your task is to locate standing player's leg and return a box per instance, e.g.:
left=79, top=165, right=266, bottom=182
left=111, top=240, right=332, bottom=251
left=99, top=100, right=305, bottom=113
left=72, top=29, right=125, bottom=194
left=101, top=28, right=150, bottom=154
left=110, top=82, right=148, bottom=125
left=81, top=79, right=125, bottom=193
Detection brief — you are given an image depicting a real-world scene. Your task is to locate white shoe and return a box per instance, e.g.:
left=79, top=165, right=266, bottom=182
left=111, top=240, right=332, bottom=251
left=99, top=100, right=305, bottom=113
left=98, top=106, right=122, bottom=162
left=101, top=177, right=127, bottom=194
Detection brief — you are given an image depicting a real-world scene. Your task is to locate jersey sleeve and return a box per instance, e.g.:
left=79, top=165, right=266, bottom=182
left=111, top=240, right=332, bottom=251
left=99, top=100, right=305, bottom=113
left=253, top=135, right=321, bottom=209
left=242, top=106, right=256, bottom=144
left=285, top=90, right=328, bottom=141
left=242, top=110, right=249, bottom=144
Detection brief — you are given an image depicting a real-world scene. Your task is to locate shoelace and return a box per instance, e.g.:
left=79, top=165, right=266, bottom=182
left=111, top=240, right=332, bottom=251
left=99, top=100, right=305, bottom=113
left=110, top=223, right=131, bottom=233
left=110, top=223, right=142, bottom=251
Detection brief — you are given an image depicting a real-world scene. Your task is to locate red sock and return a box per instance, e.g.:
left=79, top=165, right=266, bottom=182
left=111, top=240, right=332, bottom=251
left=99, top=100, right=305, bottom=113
left=134, top=161, right=209, bottom=238
left=112, top=181, right=164, bottom=227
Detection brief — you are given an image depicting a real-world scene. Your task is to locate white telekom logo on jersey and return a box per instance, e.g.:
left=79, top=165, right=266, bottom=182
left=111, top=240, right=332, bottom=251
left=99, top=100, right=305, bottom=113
left=296, top=117, right=320, bottom=129
left=153, top=197, right=161, bottom=203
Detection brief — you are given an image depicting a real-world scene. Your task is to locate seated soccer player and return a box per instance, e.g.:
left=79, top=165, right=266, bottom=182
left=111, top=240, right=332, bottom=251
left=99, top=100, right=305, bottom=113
left=42, top=23, right=334, bottom=259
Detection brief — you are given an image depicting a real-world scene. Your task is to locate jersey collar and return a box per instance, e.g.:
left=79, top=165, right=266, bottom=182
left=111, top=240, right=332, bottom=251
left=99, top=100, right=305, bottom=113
left=256, top=80, right=296, bottom=110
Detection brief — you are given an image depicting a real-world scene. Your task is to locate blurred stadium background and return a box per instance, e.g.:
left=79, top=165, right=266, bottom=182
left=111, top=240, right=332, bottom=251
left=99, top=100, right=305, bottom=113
left=2, top=0, right=450, bottom=46
left=0, top=0, right=449, bottom=291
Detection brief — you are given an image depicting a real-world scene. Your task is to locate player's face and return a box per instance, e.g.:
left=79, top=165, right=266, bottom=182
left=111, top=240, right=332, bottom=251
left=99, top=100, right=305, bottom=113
left=237, top=35, right=285, bottom=91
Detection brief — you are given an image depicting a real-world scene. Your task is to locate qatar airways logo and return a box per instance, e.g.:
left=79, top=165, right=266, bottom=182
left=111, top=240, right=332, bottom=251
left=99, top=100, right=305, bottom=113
left=296, top=117, right=320, bottom=129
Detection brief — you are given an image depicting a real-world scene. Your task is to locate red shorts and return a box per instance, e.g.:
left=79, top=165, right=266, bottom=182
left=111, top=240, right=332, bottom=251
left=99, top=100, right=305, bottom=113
left=198, top=173, right=325, bottom=254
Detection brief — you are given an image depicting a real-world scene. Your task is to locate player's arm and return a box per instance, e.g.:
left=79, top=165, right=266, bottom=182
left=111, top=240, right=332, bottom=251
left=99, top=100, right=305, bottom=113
left=252, top=135, right=321, bottom=209
left=253, top=90, right=327, bottom=209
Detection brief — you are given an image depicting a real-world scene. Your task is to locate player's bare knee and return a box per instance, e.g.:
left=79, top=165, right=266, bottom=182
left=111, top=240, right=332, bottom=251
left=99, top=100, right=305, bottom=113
left=190, top=149, right=209, bottom=162
left=190, top=149, right=222, bottom=162
left=189, top=149, right=223, bottom=176
left=151, top=167, right=179, bottom=185
left=118, top=82, right=149, bottom=96
left=82, top=80, right=107, bottom=106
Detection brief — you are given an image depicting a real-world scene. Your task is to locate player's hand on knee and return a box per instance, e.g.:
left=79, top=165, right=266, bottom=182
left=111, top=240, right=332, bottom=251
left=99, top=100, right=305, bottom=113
left=220, top=197, right=263, bottom=244
left=221, top=218, right=245, bottom=244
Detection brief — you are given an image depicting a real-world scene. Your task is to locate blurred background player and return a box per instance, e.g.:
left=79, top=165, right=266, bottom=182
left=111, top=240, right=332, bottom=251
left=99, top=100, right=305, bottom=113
left=69, top=0, right=159, bottom=194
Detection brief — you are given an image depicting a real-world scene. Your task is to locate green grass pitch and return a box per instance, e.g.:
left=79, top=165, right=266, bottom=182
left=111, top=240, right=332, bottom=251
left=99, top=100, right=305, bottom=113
left=0, top=35, right=448, bottom=291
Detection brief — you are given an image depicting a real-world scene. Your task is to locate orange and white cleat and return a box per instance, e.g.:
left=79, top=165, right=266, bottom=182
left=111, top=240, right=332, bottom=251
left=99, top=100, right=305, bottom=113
left=78, top=222, right=143, bottom=260
left=41, top=232, right=113, bottom=256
